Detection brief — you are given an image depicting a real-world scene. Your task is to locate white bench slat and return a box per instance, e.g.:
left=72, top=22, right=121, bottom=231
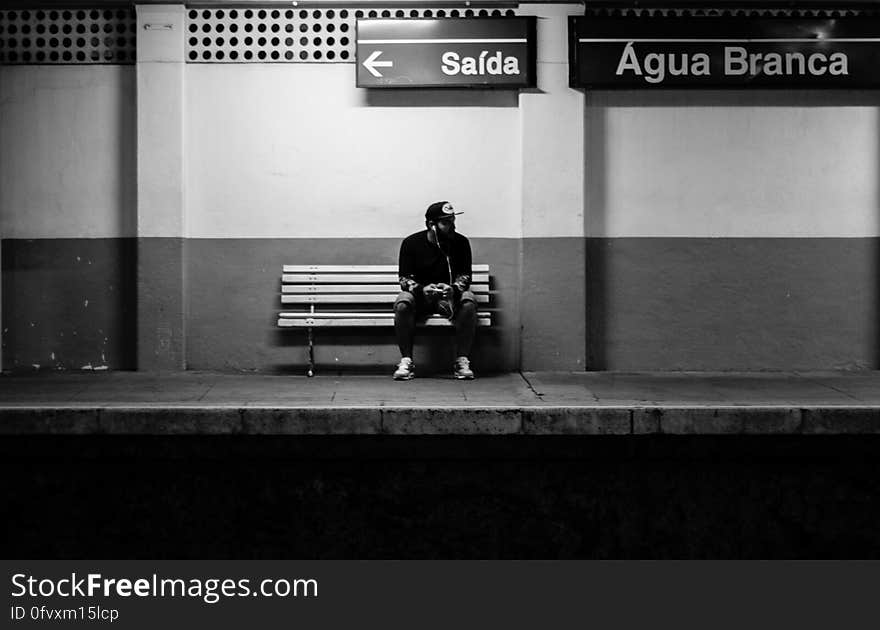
left=282, top=283, right=490, bottom=294
left=280, top=311, right=492, bottom=319
left=281, top=294, right=490, bottom=304
left=283, top=264, right=490, bottom=273
left=278, top=317, right=492, bottom=327
left=282, top=273, right=490, bottom=283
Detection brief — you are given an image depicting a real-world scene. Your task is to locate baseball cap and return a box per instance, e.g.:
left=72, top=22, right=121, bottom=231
left=425, top=201, right=463, bottom=222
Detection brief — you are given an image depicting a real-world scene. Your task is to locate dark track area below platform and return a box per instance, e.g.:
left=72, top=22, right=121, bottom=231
left=4, top=434, right=879, bottom=559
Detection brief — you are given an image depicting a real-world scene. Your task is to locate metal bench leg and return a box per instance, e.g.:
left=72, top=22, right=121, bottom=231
left=307, top=326, right=315, bottom=377
left=306, top=304, right=316, bottom=377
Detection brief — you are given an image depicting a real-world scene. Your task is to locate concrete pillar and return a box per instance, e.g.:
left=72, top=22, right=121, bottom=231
left=136, top=4, right=186, bottom=370
left=518, top=4, right=586, bottom=370
left=0, top=238, right=3, bottom=371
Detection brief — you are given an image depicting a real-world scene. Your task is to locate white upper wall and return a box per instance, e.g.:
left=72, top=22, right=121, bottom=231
left=0, top=66, right=136, bottom=239
left=185, top=64, right=522, bottom=238
left=586, top=92, right=880, bottom=237
left=5, top=16, right=880, bottom=243
left=520, top=3, right=585, bottom=239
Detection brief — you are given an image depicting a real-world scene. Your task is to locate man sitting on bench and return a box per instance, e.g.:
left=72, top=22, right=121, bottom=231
left=393, top=201, right=477, bottom=380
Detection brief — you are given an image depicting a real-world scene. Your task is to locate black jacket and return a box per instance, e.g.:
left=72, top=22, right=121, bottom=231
left=398, top=230, right=472, bottom=297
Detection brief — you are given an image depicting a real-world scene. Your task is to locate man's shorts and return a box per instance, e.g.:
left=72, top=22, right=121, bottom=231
left=394, top=289, right=476, bottom=321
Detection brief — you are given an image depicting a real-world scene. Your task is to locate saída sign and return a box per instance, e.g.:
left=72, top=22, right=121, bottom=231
left=357, top=18, right=536, bottom=88
left=569, top=16, right=880, bottom=88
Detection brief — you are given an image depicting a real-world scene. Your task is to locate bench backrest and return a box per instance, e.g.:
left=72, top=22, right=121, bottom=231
left=278, top=264, right=491, bottom=327
left=281, top=264, right=490, bottom=303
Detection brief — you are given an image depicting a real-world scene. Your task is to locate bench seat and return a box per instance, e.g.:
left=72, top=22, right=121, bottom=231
left=278, top=264, right=492, bottom=374
left=278, top=312, right=492, bottom=327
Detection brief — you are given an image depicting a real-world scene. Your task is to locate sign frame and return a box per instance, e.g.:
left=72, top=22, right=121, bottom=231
left=569, top=16, right=880, bottom=89
left=356, top=17, right=537, bottom=89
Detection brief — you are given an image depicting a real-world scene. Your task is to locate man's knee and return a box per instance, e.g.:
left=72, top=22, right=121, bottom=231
left=457, top=299, right=477, bottom=315
left=459, top=290, right=477, bottom=308
left=455, top=300, right=477, bottom=327
left=394, top=291, right=415, bottom=315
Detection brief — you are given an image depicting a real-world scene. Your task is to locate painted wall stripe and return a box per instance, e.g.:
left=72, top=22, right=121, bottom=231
left=579, top=38, right=880, bottom=43
left=357, top=38, right=527, bottom=44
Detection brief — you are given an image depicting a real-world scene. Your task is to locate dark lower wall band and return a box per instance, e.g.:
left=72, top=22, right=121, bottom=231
left=3, top=237, right=878, bottom=371
left=138, top=237, right=186, bottom=371
left=587, top=237, right=880, bottom=370
left=521, top=238, right=586, bottom=370
left=185, top=238, right=522, bottom=374
left=1, top=238, right=137, bottom=371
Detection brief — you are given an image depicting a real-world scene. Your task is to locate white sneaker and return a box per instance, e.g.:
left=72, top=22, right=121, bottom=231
left=393, top=357, right=415, bottom=380
left=453, top=356, right=474, bottom=380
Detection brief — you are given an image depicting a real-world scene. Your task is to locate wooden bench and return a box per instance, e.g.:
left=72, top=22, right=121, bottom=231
left=278, top=264, right=492, bottom=375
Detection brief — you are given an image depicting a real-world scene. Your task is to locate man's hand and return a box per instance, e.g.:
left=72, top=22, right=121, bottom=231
left=436, top=283, right=453, bottom=299
left=424, top=284, right=453, bottom=299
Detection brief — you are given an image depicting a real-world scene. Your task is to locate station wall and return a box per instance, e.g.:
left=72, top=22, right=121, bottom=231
left=186, top=65, right=522, bottom=239
left=0, top=65, right=137, bottom=371
left=184, top=64, right=522, bottom=372
left=3, top=4, right=880, bottom=372
left=586, top=91, right=880, bottom=369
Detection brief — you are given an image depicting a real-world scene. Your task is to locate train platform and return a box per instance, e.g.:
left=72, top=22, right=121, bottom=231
left=2, top=370, right=880, bottom=435
left=5, top=370, right=880, bottom=559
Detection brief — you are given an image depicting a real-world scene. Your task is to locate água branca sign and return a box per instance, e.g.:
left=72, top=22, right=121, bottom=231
left=569, top=16, right=880, bottom=88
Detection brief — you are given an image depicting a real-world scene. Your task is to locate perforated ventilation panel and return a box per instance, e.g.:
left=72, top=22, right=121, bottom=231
left=186, top=7, right=519, bottom=63
left=4, top=5, right=867, bottom=67
left=0, top=8, right=136, bottom=65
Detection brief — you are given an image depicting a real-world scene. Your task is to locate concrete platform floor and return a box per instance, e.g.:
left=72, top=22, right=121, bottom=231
left=2, top=370, right=880, bottom=435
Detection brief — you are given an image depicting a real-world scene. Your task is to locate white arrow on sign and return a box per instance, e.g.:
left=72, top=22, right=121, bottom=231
left=363, top=50, right=394, bottom=77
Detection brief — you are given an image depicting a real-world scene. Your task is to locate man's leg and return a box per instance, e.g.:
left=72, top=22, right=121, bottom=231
left=394, top=293, right=416, bottom=358
left=393, top=292, right=418, bottom=380
left=453, top=298, right=477, bottom=357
